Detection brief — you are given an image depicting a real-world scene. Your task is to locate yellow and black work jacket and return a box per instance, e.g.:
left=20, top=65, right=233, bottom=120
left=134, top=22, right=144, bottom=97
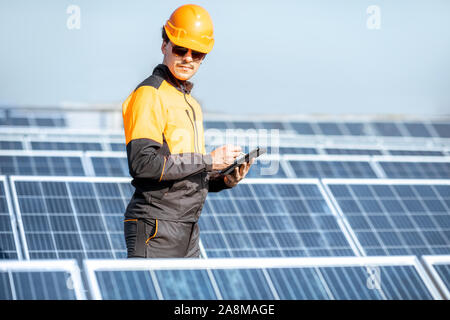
left=122, top=64, right=229, bottom=222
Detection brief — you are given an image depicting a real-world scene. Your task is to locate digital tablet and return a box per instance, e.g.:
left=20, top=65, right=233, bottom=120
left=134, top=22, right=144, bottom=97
left=219, top=147, right=267, bottom=175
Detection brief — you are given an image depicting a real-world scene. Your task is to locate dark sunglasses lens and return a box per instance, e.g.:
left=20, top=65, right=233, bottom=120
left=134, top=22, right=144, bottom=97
left=172, top=45, right=206, bottom=61
left=192, top=51, right=206, bottom=61
left=172, top=46, right=188, bottom=57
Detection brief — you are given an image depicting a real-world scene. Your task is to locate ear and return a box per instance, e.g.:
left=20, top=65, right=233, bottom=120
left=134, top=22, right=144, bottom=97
left=161, top=41, right=168, bottom=55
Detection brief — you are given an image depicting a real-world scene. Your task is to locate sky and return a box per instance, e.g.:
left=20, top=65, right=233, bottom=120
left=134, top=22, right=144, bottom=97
left=0, top=0, right=449, bottom=115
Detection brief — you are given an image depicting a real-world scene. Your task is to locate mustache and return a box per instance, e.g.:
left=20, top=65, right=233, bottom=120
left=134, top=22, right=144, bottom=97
left=177, top=64, right=194, bottom=69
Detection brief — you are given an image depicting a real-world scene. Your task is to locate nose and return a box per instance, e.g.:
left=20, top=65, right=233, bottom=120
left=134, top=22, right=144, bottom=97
left=183, top=50, right=193, bottom=63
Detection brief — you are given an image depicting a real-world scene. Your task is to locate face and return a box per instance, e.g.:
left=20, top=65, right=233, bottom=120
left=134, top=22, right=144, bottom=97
left=162, top=41, right=205, bottom=81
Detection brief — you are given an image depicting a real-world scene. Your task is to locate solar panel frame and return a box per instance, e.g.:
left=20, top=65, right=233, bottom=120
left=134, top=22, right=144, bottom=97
left=0, top=175, right=23, bottom=259
left=0, top=259, right=86, bottom=300
left=83, top=256, right=442, bottom=300
left=422, top=255, right=450, bottom=299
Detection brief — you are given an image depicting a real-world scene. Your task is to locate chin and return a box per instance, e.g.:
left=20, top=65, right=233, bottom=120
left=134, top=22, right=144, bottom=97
left=174, top=72, right=192, bottom=81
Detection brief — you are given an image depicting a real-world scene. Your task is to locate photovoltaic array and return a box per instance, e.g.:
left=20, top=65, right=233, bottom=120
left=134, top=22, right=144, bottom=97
left=0, top=112, right=449, bottom=300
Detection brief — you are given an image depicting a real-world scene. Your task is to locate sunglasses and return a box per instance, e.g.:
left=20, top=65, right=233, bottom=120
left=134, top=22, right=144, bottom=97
left=171, top=44, right=206, bottom=61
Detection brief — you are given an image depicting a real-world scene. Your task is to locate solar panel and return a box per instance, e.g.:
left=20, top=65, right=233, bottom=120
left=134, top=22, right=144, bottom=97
left=230, top=121, right=258, bottom=130
left=0, top=260, right=86, bottom=299
left=89, top=156, right=129, bottom=177
left=403, top=123, right=432, bottom=138
left=88, top=153, right=289, bottom=179
left=83, top=256, right=441, bottom=300
left=31, top=141, right=102, bottom=152
left=0, top=152, right=85, bottom=176
left=259, top=121, right=288, bottom=131
left=422, top=255, right=450, bottom=299
left=431, top=123, right=450, bottom=138
left=387, top=150, right=445, bottom=157
left=110, top=143, right=126, bottom=152
left=342, top=122, right=369, bottom=136
left=242, top=159, right=288, bottom=178
left=0, top=109, right=66, bottom=127
left=201, top=179, right=357, bottom=258
left=324, top=148, right=383, bottom=156
left=324, top=179, right=450, bottom=256
left=377, top=160, right=450, bottom=179
left=204, top=121, right=230, bottom=131
left=372, top=122, right=403, bottom=137
left=0, top=141, right=23, bottom=150
left=278, top=147, right=318, bottom=155
left=0, top=176, right=22, bottom=259
left=11, top=176, right=133, bottom=260
left=290, top=122, right=315, bottom=135
left=317, top=122, right=344, bottom=136
left=288, top=159, right=378, bottom=178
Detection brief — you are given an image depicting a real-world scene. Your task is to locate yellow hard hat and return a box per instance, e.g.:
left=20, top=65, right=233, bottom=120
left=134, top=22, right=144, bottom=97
left=164, top=4, right=214, bottom=54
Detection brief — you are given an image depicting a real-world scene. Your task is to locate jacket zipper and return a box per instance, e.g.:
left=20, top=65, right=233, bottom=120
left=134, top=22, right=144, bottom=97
left=184, top=93, right=200, bottom=154
left=185, top=109, right=199, bottom=154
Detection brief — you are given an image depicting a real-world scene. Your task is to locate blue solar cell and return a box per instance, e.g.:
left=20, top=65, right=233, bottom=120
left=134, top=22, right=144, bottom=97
left=319, top=267, right=383, bottom=299
left=230, top=121, right=257, bottom=130
left=278, top=147, right=318, bottom=155
left=290, top=122, right=315, bottom=135
left=381, top=266, right=434, bottom=299
left=342, top=122, right=368, bottom=136
left=0, top=141, right=23, bottom=150
left=96, top=270, right=158, bottom=300
left=259, top=121, right=287, bottom=130
left=403, top=123, right=432, bottom=137
left=91, top=157, right=128, bottom=177
left=267, top=268, right=329, bottom=299
left=317, top=123, right=344, bottom=135
left=432, top=264, right=450, bottom=293
left=244, top=160, right=287, bottom=178
left=325, top=148, right=383, bottom=156
left=212, top=269, right=275, bottom=299
left=8, top=271, right=77, bottom=299
left=432, top=123, right=450, bottom=138
left=204, top=121, right=230, bottom=130
left=110, top=143, right=126, bottom=152
left=155, top=269, right=217, bottom=299
left=372, top=122, right=403, bottom=137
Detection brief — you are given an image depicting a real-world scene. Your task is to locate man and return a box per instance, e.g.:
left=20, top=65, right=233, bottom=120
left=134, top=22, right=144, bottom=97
left=122, top=4, right=253, bottom=258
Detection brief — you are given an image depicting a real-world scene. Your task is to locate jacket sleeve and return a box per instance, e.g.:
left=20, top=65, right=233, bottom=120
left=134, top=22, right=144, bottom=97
left=207, top=171, right=232, bottom=192
left=123, top=86, right=212, bottom=181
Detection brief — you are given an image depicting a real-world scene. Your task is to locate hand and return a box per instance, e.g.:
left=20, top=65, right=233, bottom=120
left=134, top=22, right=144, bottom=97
left=224, top=158, right=254, bottom=188
left=210, top=145, right=242, bottom=171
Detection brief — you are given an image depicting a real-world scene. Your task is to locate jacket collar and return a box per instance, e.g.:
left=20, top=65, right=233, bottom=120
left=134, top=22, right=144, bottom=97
left=152, top=64, right=194, bottom=94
